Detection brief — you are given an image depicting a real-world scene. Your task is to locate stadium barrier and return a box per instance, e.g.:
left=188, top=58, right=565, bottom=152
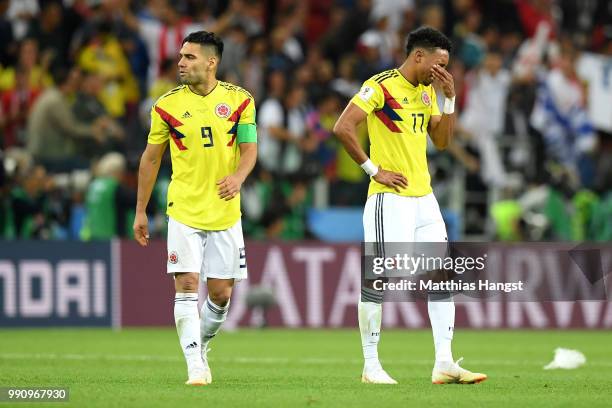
left=1, top=240, right=611, bottom=328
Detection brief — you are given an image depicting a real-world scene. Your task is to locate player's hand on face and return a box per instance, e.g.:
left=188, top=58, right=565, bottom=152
left=217, top=174, right=243, bottom=201
left=373, top=167, right=408, bottom=193
left=133, top=212, right=150, bottom=247
left=432, top=65, right=455, bottom=98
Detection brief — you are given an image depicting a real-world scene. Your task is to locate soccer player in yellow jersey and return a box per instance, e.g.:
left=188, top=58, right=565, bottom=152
left=133, top=31, right=257, bottom=386
left=334, top=27, right=486, bottom=385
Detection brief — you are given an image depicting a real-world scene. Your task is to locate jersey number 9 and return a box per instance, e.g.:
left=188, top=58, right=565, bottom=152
left=201, top=126, right=214, bottom=147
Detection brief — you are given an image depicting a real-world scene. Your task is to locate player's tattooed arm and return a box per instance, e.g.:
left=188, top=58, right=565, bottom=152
left=428, top=65, right=456, bottom=150
left=217, top=142, right=257, bottom=201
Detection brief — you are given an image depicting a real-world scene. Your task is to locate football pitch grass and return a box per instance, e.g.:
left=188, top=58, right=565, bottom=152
left=1, top=329, right=611, bottom=407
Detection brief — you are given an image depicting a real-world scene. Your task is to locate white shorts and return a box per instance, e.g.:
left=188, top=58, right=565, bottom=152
left=166, top=217, right=247, bottom=281
left=364, top=192, right=447, bottom=242
left=363, top=193, right=447, bottom=275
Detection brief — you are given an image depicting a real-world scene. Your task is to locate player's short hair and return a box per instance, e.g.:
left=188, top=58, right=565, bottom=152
left=182, top=31, right=224, bottom=59
left=405, top=26, right=452, bottom=56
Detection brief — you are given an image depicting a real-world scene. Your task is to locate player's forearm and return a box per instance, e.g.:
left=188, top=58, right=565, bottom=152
left=430, top=114, right=455, bottom=150
left=333, top=123, right=368, bottom=165
left=234, top=142, right=257, bottom=183
left=135, top=153, right=162, bottom=214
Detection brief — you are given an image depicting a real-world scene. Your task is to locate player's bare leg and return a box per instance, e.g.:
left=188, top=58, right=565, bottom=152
left=427, top=269, right=486, bottom=384
left=359, top=277, right=397, bottom=384
left=174, top=272, right=209, bottom=385
left=199, top=278, right=235, bottom=384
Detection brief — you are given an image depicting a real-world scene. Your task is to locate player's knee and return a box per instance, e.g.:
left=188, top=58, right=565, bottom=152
left=174, top=273, right=199, bottom=293
left=208, top=288, right=231, bottom=307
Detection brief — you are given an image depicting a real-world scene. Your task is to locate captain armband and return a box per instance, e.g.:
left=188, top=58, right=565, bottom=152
left=237, top=123, right=257, bottom=143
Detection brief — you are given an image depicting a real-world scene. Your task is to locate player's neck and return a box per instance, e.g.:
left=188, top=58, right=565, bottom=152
left=188, top=78, right=218, bottom=97
left=397, top=63, right=418, bottom=87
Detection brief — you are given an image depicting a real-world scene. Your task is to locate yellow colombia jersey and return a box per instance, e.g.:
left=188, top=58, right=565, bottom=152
left=350, top=69, right=441, bottom=197
left=148, top=82, right=256, bottom=230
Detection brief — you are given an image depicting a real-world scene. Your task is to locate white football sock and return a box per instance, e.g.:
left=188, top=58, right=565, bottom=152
left=358, top=301, right=382, bottom=369
left=428, top=296, right=455, bottom=363
left=200, top=296, right=229, bottom=352
left=174, top=293, right=203, bottom=370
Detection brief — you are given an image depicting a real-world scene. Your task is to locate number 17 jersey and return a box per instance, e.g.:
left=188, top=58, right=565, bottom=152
left=148, top=82, right=256, bottom=230
left=351, top=69, right=441, bottom=198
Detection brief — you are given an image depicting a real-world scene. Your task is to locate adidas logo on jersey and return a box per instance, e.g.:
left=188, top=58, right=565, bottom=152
left=181, top=111, right=192, bottom=118
left=402, top=97, right=409, bottom=104
left=185, top=341, right=198, bottom=350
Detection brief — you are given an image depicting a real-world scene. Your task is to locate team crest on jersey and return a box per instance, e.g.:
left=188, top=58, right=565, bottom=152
left=421, top=91, right=431, bottom=106
left=215, top=103, right=231, bottom=118
left=168, top=251, right=179, bottom=264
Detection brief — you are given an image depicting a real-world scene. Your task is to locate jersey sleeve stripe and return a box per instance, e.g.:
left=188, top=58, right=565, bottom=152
left=226, top=98, right=252, bottom=146
left=228, top=98, right=251, bottom=122
left=379, top=83, right=402, bottom=109
left=375, top=110, right=402, bottom=133
left=154, top=106, right=188, bottom=150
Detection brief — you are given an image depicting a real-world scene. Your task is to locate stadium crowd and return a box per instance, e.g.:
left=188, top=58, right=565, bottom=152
left=0, top=0, right=611, bottom=242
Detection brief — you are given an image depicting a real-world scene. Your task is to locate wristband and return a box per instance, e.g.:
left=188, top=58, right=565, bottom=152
left=443, top=96, right=456, bottom=114
left=360, top=159, right=379, bottom=177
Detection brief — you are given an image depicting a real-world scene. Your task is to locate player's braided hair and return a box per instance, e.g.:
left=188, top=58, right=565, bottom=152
left=182, top=31, right=224, bottom=59
left=405, top=26, right=452, bottom=56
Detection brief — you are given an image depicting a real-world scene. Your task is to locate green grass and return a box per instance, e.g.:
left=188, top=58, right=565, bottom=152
left=0, top=329, right=611, bottom=407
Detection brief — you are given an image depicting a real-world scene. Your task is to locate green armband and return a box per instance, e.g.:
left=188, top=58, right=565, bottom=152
left=237, top=123, right=257, bottom=143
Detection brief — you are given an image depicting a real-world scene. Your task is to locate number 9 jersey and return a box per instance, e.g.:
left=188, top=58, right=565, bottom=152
left=147, top=82, right=256, bottom=230
left=350, top=69, right=440, bottom=198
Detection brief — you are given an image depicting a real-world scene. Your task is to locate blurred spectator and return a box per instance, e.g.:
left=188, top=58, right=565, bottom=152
left=73, top=69, right=125, bottom=157
left=305, top=91, right=342, bottom=178
left=459, top=48, right=512, bottom=187
left=319, top=5, right=347, bottom=63
left=455, top=8, right=486, bottom=70
left=515, top=0, right=557, bottom=39
left=267, top=26, right=300, bottom=73
left=358, top=14, right=397, bottom=70
left=25, top=66, right=107, bottom=171
left=212, top=0, right=264, bottom=38
left=147, top=58, right=178, bottom=102
left=258, top=81, right=310, bottom=177
left=6, top=162, right=51, bottom=238
left=320, top=0, right=371, bottom=64
left=530, top=48, right=597, bottom=187
left=83, top=152, right=136, bottom=239
left=420, top=4, right=444, bottom=32
left=6, top=0, right=38, bottom=41
left=257, top=70, right=285, bottom=172
left=330, top=54, right=360, bottom=99
left=120, top=0, right=213, bottom=85
left=241, top=34, right=266, bottom=102
left=0, top=0, right=16, bottom=66
left=0, top=38, right=52, bottom=91
left=371, top=0, right=415, bottom=34
left=77, top=20, right=139, bottom=118
left=0, top=67, right=41, bottom=148
left=25, top=1, right=69, bottom=71
left=577, top=36, right=612, bottom=136
left=218, top=24, right=248, bottom=83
